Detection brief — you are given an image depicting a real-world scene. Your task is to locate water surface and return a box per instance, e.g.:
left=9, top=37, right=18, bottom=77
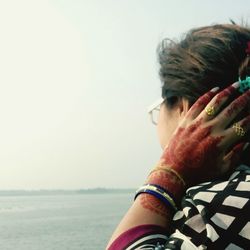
left=0, top=193, right=133, bottom=250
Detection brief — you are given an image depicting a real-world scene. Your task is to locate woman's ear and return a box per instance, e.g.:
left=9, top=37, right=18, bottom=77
left=177, top=97, right=191, bottom=119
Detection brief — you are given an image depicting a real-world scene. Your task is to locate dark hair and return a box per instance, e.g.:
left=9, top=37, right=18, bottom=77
left=157, top=23, right=250, bottom=166
left=157, top=23, right=250, bottom=107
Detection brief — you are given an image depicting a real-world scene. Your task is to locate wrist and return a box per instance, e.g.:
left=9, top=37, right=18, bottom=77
left=135, top=183, right=178, bottom=211
left=145, top=163, right=186, bottom=203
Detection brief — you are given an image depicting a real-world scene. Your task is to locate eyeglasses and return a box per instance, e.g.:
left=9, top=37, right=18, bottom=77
left=147, top=97, right=165, bottom=125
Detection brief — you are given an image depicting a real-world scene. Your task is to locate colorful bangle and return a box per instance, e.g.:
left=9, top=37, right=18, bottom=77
left=149, top=166, right=186, bottom=187
left=134, top=184, right=177, bottom=211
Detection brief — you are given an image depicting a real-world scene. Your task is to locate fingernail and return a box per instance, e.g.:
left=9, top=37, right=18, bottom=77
left=211, top=87, right=220, bottom=92
left=232, top=81, right=240, bottom=89
left=243, top=142, right=249, bottom=151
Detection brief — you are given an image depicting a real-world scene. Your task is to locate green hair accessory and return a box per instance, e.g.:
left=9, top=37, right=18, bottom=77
left=239, top=76, right=250, bottom=93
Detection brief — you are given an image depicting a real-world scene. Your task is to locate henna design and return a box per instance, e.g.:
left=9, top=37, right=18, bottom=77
left=226, top=90, right=250, bottom=117
left=139, top=193, right=170, bottom=217
left=195, top=91, right=215, bottom=106
left=188, top=91, right=216, bottom=118
left=139, top=168, right=185, bottom=216
left=146, top=170, right=184, bottom=201
left=241, top=115, right=250, bottom=128
left=160, top=119, right=224, bottom=184
left=214, top=85, right=237, bottom=105
left=140, top=86, right=250, bottom=215
left=228, top=143, right=245, bottom=172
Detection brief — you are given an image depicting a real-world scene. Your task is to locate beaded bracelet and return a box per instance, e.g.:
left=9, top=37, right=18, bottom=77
left=134, top=184, right=177, bottom=211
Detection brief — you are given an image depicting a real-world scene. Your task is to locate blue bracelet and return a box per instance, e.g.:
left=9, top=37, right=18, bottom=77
left=134, top=184, right=177, bottom=211
left=148, top=183, right=176, bottom=202
left=135, top=189, right=177, bottom=211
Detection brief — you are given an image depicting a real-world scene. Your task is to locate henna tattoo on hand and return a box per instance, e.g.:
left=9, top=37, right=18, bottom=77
left=188, top=91, right=216, bottom=118
left=215, top=85, right=237, bottom=105
left=146, top=170, right=184, bottom=201
left=139, top=168, right=185, bottom=217
left=139, top=193, right=171, bottom=217
left=226, top=90, right=250, bottom=117
left=241, top=115, right=250, bottom=128
left=160, top=119, right=224, bottom=185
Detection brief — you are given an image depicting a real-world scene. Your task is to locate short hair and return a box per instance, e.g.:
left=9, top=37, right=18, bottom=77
left=158, top=23, right=250, bottom=106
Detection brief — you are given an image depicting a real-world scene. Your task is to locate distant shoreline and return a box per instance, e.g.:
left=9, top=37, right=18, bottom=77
left=0, top=188, right=136, bottom=196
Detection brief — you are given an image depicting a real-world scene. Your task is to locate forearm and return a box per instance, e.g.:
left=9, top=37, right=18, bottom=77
left=106, top=162, right=185, bottom=249
left=106, top=194, right=171, bottom=249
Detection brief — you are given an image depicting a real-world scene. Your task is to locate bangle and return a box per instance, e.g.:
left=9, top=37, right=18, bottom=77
left=149, top=166, right=186, bottom=187
left=134, top=184, right=177, bottom=211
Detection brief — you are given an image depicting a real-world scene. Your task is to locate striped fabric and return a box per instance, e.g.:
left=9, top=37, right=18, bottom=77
left=109, top=165, right=250, bottom=250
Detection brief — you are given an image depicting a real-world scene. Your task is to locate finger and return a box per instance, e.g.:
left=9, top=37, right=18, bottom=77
left=216, top=89, right=250, bottom=128
left=222, top=142, right=249, bottom=174
left=197, top=82, right=240, bottom=121
left=187, top=86, right=220, bottom=119
left=221, top=114, right=250, bottom=146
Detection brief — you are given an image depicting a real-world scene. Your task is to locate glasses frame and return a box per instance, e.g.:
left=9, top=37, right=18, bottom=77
left=147, top=97, right=165, bottom=125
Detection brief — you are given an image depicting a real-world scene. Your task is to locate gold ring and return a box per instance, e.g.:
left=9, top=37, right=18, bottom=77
left=205, top=106, right=215, bottom=116
left=233, top=123, right=246, bottom=137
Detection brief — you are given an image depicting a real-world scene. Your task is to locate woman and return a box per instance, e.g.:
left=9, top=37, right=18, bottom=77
left=106, top=23, right=250, bottom=249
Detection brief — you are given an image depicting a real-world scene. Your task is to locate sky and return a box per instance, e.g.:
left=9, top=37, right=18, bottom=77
left=0, top=0, right=249, bottom=190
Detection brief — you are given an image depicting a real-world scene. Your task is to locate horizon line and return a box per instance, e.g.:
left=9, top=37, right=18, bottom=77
left=0, top=187, right=136, bottom=191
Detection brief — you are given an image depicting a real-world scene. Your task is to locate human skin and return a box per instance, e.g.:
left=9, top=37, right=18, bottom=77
left=106, top=83, right=250, bottom=249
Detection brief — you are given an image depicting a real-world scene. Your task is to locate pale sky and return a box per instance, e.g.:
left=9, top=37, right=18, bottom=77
left=0, top=0, right=249, bottom=189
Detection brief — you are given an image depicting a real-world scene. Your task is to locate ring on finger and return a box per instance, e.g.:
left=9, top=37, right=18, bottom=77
left=205, top=106, right=215, bottom=116
left=232, top=123, right=246, bottom=137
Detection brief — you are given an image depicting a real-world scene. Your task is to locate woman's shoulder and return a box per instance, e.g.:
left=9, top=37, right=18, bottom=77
left=170, top=165, right=250, bottom=249
left=185, top=164, right=250, bottom=196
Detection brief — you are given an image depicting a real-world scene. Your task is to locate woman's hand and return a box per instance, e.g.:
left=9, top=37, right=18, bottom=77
left=107, top=83, right=250, bottom=250
left=157, top=82, right=250, bottom=187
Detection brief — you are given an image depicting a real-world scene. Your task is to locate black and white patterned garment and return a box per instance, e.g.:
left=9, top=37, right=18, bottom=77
left=131, top=164, right=250, bottom=250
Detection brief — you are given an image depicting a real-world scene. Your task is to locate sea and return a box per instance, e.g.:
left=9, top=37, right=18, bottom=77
left=0, top=193, right=134, bottom=250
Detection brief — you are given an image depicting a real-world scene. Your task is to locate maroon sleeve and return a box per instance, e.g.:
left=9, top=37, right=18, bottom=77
left=108, top=224, right=168, bottom=250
